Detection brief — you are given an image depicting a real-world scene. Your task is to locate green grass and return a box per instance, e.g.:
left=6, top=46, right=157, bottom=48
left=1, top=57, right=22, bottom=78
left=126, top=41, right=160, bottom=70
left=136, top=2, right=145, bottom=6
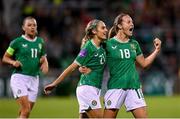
left=0, top=96, right=180, bottom=118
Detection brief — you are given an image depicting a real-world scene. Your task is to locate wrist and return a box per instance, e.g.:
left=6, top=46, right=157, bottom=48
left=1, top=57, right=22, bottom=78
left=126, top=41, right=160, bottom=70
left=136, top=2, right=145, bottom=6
left=10, top=61, right=15, bottom=66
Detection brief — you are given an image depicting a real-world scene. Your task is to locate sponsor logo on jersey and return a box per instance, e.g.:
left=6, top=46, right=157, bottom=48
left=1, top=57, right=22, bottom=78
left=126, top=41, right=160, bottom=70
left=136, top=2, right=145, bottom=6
left=92, top=100, right=97, bottom=106
left=22, top=44, right=27, bottom=48
left=112, top=45, right=117, bottom=49
left=79, top=49, right=87, bottom=57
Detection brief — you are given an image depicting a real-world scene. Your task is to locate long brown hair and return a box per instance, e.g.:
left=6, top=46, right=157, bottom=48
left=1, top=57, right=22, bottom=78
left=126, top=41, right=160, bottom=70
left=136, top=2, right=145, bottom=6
left=81, top=19, right=102, bottom=48
left=108, top=13, right=128, bottom=39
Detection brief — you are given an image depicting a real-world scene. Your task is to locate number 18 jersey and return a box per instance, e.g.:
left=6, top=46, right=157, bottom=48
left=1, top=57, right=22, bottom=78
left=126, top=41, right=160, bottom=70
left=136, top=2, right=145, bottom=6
left=106, top=37, right=142, bottom=89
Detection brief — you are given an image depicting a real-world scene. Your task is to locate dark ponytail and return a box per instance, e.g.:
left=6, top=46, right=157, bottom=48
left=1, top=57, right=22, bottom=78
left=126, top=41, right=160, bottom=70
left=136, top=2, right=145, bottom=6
left=108, top=26, right=116, bottom=39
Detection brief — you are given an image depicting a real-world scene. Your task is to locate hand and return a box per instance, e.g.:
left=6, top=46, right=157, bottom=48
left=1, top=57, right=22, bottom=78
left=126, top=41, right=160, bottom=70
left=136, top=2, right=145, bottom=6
left=79, top=66, right=91, bottom=74
left=153, top=38, right=161, bottom=52
left=12, top=61, right=22, bottom=68
left=44, top=83, right=56, bottom=95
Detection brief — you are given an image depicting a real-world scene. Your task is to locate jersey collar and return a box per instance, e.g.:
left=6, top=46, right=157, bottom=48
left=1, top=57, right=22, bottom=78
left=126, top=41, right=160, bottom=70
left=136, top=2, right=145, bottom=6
left=91, top=40, right=100, bottom=49
left=22, top=35, right=37, bottom=42
left=114, top=37, right=130, bottom=43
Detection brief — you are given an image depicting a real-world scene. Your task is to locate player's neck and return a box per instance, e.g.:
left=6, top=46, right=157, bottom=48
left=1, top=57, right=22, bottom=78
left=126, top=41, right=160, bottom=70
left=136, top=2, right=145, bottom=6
left=92, top=38, right=101, bottom=48
left=25, top=34, right=36, bottom=40
left=115, top=32, right=129, bottom=42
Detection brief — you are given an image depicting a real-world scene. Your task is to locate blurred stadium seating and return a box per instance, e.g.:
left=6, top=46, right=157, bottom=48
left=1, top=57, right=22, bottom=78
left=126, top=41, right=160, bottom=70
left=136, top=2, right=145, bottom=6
left=0, top=0, right=179, bottom=97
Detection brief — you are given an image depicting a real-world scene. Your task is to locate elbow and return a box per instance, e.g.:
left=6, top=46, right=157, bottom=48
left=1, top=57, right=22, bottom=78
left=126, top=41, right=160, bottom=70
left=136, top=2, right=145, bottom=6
left=141, top=63, right=151, bottom=69
left=2, top=56, right=6, bottom=63
left=141, top=65, right=146, bottom=69
left=140, top=63, right=148, bottom=69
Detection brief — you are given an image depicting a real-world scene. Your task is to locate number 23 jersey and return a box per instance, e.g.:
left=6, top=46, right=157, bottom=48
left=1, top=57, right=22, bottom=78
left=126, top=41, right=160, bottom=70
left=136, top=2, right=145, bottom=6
left=75, top=40, right=106, bottom=89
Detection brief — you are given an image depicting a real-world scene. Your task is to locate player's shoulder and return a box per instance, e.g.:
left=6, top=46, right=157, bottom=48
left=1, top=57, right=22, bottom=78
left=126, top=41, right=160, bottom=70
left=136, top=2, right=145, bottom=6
left=36, top=36, right=44, bottom=41
left=35, top=36, right=45, bottom=44
left=82, top=40, right=98, bottom=53
left=10, top=36, right=23, bottom=44
left=129, top=37, right=139, bottom=44
left=105, top=37, right=117, bottom=46
left=106, top=37, right=115, bottom=42
left=82, top=40, right=92, bottom=48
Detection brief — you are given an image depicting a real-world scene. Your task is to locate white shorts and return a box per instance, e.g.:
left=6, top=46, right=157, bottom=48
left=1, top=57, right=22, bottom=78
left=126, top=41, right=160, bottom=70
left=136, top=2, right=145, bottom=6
left=104, top=89, right=146, bottom=111
left=10, top=73, right=39, bottom=102
left=76, top=85, right=102, bottom=113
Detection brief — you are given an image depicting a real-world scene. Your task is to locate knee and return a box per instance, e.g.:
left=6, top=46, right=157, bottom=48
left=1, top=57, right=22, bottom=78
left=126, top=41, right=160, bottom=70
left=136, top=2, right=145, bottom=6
left=20, top=106, right=31, bottom=115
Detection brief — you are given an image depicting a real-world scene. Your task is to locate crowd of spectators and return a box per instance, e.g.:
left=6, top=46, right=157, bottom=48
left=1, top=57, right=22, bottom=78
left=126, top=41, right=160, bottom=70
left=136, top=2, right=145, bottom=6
left=0, top=0, right=179, bottom=95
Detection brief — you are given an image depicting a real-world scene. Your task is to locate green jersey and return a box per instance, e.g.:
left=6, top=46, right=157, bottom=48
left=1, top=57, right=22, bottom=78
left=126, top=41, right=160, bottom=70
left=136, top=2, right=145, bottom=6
left=7, top=35, right=46, bottom=76
left=75, top=40, right=106, bottom=89
left=106, top=37, right=142, bottom=89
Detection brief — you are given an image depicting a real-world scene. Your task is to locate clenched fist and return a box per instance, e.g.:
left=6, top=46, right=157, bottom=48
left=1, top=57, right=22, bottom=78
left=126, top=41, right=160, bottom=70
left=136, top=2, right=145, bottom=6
left=153, top=38, right=161, bottom=52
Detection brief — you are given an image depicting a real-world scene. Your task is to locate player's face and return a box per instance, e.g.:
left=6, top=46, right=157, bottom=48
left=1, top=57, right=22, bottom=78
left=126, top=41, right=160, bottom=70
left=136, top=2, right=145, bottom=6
left=121, top=15, right=134, bottom=37
left=96, top=21, right=108, bottom=41
left=23, top=19, right=37, bottom=38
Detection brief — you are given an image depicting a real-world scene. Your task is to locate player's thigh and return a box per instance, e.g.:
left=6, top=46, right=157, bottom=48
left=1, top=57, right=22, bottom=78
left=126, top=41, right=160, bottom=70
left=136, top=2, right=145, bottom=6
left=103, top=109, right=119, bottom=118
left=16, top=96, right=30, bottom=109
left=87, top=108, right=103, bottom=118
left=131, top=106, right=147, bottom=118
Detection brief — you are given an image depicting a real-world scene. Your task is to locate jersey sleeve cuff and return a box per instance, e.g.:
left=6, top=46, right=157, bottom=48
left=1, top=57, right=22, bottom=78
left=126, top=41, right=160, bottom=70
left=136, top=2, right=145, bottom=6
left=74, top=60, right=82, bottom=66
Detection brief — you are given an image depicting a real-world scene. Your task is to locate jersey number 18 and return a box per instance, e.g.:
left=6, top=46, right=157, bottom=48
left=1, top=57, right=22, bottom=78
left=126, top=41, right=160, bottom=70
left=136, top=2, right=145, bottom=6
left=119, top=49, right=130, bottom=59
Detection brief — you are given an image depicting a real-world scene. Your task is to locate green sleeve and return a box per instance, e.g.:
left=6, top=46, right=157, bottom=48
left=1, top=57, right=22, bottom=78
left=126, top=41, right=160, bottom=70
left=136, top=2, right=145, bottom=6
left=6, top=39, right=18, bottom=56
left=135, top=41, right=142, bottom=56
left=40, top=38, right=46, bottom=56
left=75, top=45, right=93, bottom=66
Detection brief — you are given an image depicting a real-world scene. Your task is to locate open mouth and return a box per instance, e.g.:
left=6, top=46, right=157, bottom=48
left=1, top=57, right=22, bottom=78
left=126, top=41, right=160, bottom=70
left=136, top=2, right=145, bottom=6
left=129, top=28, right=134, bottom=32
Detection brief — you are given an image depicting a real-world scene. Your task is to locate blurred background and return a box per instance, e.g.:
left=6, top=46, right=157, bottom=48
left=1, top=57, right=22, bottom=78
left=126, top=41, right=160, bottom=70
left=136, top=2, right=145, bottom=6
left=0, top=0, right=180, bottom=117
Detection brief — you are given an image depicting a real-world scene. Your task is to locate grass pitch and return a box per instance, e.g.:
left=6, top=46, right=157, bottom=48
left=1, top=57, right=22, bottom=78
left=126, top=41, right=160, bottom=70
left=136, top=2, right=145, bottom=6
left=0, top=96, right=180, bottom=118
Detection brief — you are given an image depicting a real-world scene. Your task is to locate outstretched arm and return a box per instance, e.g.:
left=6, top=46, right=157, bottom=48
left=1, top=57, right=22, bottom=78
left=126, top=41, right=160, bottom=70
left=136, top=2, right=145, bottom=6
left=44, top=62, right=79, bottom=94
left=136, top=38, right=161, bottom=68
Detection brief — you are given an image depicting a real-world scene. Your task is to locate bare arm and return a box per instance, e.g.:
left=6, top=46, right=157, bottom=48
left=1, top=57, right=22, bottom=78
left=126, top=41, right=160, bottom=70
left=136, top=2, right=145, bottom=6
left=44, top=62, right=79, bottom=94
left=136, top=38, right=161, bottom=68
left=2, top=52, right=22, bottom=67
left=40, top=56, right=49, bottom=74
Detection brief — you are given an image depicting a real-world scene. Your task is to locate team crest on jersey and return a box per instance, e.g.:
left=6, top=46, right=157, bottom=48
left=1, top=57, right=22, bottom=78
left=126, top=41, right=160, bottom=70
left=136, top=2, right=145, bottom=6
left=107, top=100, right=112, bottom=106
left=92, top=100, right=97, bottom=106
left=39, top=44, right=42, bottom=49
left=79, top=49, right=87, bottom=57
left=17, top=89, right=21, bottom=94
left=130, top=43, right=136, bottom=50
